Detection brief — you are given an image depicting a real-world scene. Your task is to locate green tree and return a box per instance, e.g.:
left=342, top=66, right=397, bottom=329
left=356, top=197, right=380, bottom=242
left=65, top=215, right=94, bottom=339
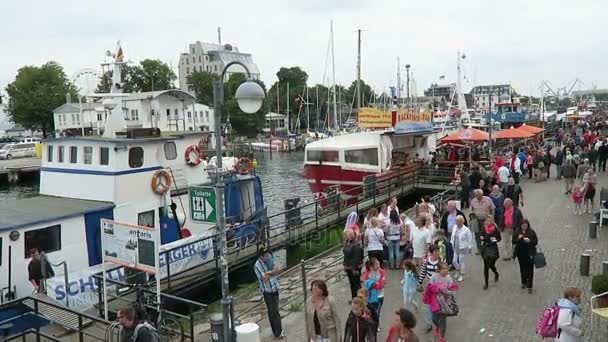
left=94, top=59, right=176, bottom=93
left=222, top=73, right=267, bottom=136
left=347, top=80, right=375, bottom=107
left=267, top=66, right=309, bottom=118
left=5, top=61, right=78, bottom=137
left=187, top=70, right=217, bottom=106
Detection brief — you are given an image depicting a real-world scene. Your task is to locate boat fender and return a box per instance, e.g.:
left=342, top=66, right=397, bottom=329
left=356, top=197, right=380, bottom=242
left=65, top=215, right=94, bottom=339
left=185, top=145, right=203, bottom=166
left=151, top=170, right=172, bottom=194
left=235, top=157, right=253, bottom=175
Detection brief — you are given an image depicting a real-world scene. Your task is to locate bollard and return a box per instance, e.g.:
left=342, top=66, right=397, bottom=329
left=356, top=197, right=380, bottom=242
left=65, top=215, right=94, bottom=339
left=589, top=221, right=598, bottom=239
left=235, top=323, right=260, bottom=342
left=580, top=253, right=591, bottom=276
left=603, top=260, right=608, bottom=276
left=209, top=313, right=224, bottom=342
left=301, top=260, right=310, bottom=339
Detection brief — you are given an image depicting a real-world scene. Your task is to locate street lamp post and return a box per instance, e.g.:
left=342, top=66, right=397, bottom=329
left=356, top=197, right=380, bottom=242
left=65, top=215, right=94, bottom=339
left=212, top=61, right=265, bottom=342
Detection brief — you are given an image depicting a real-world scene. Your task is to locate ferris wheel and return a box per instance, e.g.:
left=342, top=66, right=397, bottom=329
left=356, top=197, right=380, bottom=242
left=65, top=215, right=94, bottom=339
left=72, top=68, right=99, bottom=96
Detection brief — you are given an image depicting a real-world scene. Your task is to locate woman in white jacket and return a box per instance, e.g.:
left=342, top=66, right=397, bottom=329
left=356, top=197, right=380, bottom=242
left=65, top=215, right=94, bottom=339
left=450, top=215, right=473, bottom=282
left=557, top=287, right=584, bottom=342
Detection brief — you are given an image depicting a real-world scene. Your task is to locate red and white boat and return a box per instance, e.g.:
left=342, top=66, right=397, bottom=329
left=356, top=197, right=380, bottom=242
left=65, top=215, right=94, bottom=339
left=303, top=128, right=447, bottom=204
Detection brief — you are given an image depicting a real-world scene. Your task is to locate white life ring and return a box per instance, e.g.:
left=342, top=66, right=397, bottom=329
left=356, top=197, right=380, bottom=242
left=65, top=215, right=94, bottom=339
left=185, top=145, right=203, bottom=166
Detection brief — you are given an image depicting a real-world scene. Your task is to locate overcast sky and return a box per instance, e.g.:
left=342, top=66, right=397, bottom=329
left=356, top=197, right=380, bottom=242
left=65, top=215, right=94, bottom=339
left=2, top=0, right=607, bottom=98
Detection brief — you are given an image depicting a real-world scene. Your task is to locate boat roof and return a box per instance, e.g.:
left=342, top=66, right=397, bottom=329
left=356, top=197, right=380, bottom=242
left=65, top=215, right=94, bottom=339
left=305, top=131, right=386, bottom=150
left=46, top=131, right=211, bottom=144
left=0, top=196, right=115, bottom=231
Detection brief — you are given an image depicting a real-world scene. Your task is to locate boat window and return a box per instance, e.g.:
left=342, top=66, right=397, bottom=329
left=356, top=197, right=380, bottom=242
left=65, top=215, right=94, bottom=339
left=24, top=225, right=61, bottom=258
left=47, top=145, right=53, bottom=162
left=164, top=142, right=177, bottom=160
left=58, top=146, right=65, bottom=163
left=84, top=146, right=93, bottom=164
left=344, top=148, right=379, bottom=166
left=138, top=210, right=155, bottom=228
left=100, top=147, right=109, bottom=166
left=307, top=150, right=339, bottom=163
left=129, top=147, right=144, bottom=168
left=69, top=146, right=78, bottom=164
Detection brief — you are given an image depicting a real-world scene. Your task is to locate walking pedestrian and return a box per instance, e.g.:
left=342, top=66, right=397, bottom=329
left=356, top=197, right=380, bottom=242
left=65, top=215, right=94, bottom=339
left=503, top=177, right=524, bottom=208
left=402, top=259, right=420, bottom=312
left=526, top=153, right=534, bottom=179
left=439, top=200, right=467, bottom=240
left=254, top=248, right=287, bottom=340
left=470, top=189, right=495, bottom=254
left=418, top=245, right=442, bottom=332
left=363, top=208, right=379, bottom=231
left=345, top=211, right=361, bottom=239
left=557, top=287, right=584, bottom=342
left=509, top=152, right=523, bottom=184
left=434, top=229, right=454, bottom=267
left=411, top=216, right=432, bottom=266
left=459, top=167, right=471, bottom=209
left=598, top=138, right=608, bottom=172
left=363, top=258, right=386, bottom=323
left=450, top=215, right=473, bottom=282
left=512, top=219, right=538, bottom=294
left=480, top=215, right=501, bottom=290
left=582, top=168, right=597, bottom=213
left=343, top=229, right=364, bottom=299
left=501, top=198, right=523, bottom=260
left=387, top=210, right=403, bottom=269
left=497, top=163, right=510, bottom=190
left=422, top=262, right=459, bottom=342
left=343, top=297, right=377, bottom=342
left=561, top=159, right=576, bottom=194
left=386, top=308, right=420, bottom=342
left=572, top=186, right=584, bottom=215
left=555, top=148, right=564, bottom=179
left=364, top=217, right=385, bottom=264
left=489, top=185, right=504, bottom=228
left=306, top=279, right=342, bottom=342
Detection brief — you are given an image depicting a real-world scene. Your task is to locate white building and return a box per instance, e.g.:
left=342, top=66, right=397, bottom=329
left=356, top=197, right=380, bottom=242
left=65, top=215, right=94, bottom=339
left=53, top=90, right=215, bottom=135
left=178, top=41, right=260, bottom=92
left=469, top=84, right=520, bottom=114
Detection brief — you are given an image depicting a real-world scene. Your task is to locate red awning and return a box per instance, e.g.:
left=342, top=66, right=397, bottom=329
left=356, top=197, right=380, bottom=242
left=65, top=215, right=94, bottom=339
left=440, top=128, right=489, bottom=143
left=517, top=124, right=544, bottom=134
left=494, top=126, right=534, bottom=139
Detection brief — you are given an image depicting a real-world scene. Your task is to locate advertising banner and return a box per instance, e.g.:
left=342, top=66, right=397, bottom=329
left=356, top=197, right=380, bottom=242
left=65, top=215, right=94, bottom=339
left=394, top=110, right=434, bottom=134
left=158, top=234, right=215, bottom=279
left=358, top=107, right=392, bottom=128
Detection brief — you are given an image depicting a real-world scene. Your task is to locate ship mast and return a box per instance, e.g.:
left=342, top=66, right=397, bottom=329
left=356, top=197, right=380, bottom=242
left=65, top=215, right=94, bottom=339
left=331, top=21, right=338, bottom=131
left=456, top=51, right=469, bottom=126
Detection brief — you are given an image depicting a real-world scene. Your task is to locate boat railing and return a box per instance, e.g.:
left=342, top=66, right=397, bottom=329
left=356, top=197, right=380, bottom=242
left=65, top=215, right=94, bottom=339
left=40, top=257, right=69, bottom=308
left=2, top=328, right=62, bottom=341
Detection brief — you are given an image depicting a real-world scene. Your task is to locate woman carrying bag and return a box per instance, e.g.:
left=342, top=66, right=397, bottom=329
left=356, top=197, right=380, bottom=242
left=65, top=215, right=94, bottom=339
left=479, top=215, right=501, bottom=290
left=512, top=219, right=538, bottom=294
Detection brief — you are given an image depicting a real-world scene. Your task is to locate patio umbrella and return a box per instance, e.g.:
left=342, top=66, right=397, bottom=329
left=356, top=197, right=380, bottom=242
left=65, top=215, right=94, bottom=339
left=439, top=127, right=489, bottom=144
left=494, top=126, right=534, bottom=139
left=517, top=124, right=545, bottom=135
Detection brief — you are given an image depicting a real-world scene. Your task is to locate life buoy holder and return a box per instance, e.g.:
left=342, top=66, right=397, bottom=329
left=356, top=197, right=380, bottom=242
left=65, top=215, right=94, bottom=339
left=151, top=170, right=172, bottom=194
left=235, top=157, right=253, bottom=175
left=185, top=145, right=203, bottom=166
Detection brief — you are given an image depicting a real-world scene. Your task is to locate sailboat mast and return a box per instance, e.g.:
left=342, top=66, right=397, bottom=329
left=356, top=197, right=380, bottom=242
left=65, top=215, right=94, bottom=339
left=306, top=86, right=310, bottom=131
left=356, top=29, right=362, bottom=110
left=331, top=21, right=338, bottom=130
left=286, top=82, right=290, bottom=132
left=316, top=85, right=320, bottom=131
left=397, top=57, right=401, bottom=106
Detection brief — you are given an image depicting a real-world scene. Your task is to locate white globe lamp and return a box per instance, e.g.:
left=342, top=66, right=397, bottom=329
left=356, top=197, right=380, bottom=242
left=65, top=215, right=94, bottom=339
left=235, top=81, right=265, bottom=114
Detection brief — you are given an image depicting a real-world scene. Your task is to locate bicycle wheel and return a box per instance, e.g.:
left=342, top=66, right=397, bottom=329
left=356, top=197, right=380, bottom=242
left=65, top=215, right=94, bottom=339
left=157, top=317, right=184, bottom=342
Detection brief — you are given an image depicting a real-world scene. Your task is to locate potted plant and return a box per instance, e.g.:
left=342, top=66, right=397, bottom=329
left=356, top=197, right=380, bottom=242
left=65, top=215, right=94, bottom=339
left=591, top=274, right=608, bottom=308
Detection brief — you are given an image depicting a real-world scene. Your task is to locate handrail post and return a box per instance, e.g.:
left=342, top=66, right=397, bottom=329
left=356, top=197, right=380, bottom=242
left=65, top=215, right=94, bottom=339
left=96, top=276, right=103, bottom=318
left=166, top=251, right=172, bottom=290
left=78, top=315, right=83, bottom=342
left=62, top=262, right=69, bottom=308
left=315, top=201, right=319, bottom=230
left=34, top=300, right=40, bottom=342
left=189, top=313, right=195, bottom=342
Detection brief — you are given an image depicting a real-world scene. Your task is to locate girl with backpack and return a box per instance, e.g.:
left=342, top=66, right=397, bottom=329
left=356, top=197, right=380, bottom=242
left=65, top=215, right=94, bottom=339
left=557, top=287, right=584, bottom=341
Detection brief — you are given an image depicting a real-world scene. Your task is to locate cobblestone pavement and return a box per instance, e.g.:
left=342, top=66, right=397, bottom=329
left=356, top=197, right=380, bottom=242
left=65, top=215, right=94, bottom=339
left=256, top=172, right=608, bottom=342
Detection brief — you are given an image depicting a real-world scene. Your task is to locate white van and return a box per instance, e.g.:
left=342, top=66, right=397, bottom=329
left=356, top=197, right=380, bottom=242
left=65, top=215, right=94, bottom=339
left=19, top=137, right=41, bottom=144
left=0, top=143, right=37, bottom=160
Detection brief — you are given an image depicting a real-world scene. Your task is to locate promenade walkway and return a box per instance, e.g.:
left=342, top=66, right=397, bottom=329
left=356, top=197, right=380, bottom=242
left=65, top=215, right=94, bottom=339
left=259, top=172, right=608, bottom=341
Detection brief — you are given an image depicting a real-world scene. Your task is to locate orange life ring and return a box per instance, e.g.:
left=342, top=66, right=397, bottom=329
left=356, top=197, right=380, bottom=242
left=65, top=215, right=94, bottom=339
left=235, top=157, right=253, bottom=175
left=185, top=145, right=203, bottom=166
left=151, top=170, right=172, bottom=194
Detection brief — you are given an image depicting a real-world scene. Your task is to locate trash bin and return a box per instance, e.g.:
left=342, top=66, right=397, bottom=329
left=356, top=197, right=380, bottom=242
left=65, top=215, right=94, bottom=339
left=235, top=323, right=260, bottom=342
left=209, top=313, right=224, bottom=342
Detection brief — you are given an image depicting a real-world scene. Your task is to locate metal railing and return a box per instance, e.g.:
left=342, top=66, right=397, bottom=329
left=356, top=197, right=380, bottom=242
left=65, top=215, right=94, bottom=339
left=0, top=295, right=113, bottom=342
left=2, top=328, right=62, bottom=342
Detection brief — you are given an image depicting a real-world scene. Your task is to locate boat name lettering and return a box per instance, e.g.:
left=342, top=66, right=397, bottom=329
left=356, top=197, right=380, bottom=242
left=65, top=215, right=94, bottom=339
left=129, top=230, right=152, bottom=239
left=53, top=268, right=125, bottom=301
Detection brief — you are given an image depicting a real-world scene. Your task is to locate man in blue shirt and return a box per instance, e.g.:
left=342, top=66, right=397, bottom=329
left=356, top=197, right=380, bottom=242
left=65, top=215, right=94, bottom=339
left=254, top=248, right=286, bottom=340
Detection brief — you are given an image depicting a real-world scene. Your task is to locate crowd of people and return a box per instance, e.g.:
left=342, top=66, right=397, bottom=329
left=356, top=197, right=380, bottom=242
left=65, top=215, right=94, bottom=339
left=251, top=120, right=604, bottom=341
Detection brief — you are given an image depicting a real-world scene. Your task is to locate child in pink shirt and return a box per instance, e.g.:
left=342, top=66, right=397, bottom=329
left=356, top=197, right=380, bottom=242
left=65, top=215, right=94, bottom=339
left=572, top=186, right=583, bottom=215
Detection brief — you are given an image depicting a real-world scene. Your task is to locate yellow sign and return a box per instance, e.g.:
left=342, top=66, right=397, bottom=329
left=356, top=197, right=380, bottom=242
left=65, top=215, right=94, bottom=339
left=358, top=107, right=392, bottom=128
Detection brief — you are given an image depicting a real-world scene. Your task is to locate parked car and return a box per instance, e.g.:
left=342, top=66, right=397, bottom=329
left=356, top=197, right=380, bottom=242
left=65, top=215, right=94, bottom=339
left=0, top=142, right=37, bottom=160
